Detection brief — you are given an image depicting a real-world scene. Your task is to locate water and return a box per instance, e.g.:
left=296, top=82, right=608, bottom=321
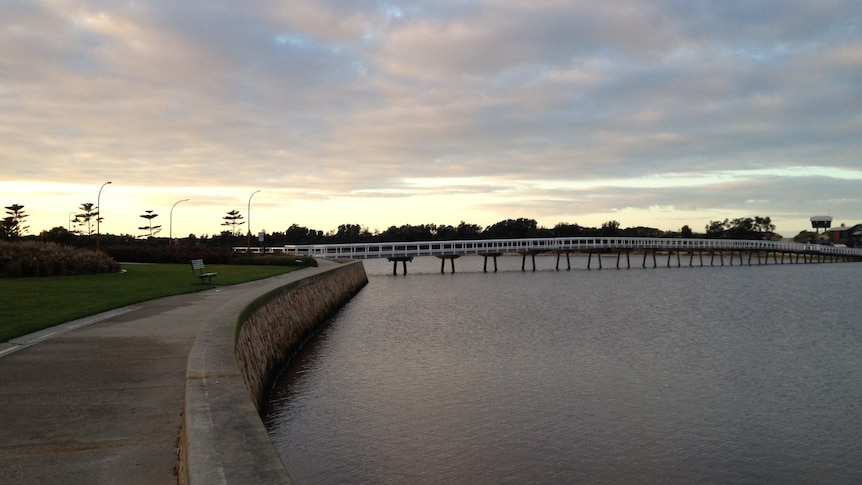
left=264, top=256, right=862, bottom=484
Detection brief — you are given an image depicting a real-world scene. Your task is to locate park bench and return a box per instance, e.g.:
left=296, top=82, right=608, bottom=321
left=190, top=259, right=218, bottom=284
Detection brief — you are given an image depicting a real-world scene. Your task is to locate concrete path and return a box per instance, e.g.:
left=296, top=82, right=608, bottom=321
left=0, top=269, right=317, bottom=485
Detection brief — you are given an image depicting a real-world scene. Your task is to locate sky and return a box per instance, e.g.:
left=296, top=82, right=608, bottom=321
left=2, top=0, right=861, bottom=240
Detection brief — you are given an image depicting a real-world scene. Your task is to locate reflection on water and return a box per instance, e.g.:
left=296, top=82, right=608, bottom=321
left=265, top=258, right=862, bottom=484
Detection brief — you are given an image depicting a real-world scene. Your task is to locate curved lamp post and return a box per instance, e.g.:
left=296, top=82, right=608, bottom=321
left=96, top=181, right=111, bottom=250
left=170, top=198, right=190, bottom=246
left=246, top=189, right=261, bottom=251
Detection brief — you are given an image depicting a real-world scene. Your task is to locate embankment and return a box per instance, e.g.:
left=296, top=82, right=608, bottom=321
left=179, top=260, right=368, bottom=484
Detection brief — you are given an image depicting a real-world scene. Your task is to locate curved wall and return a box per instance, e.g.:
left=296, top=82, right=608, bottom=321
left=179, top=261, right=368, bottom=485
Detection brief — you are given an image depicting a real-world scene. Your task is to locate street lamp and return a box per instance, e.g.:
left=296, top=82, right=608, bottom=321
left=69, top=212, right=76, bottom=232
left=246, top=189, right=261, bottom=251
left=96, top=181, right=111, bottom=250
left=170, top=198, right=190, bottom=246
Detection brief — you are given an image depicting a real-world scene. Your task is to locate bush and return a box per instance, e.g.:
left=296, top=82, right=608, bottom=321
left=230, top=253, right=318, bottom=267
left=101, top=244, right=315, bottom=267
left=102, top=244, right=233, bottom=264
left=0, top=241, right=121, bottom=277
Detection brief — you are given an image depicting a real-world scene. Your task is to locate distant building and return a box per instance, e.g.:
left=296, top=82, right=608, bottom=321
left=823, top=223, right=862, bottom=247
left=810, top=215, right=833, bottom=233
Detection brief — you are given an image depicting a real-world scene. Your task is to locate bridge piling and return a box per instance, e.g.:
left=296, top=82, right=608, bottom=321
left=555, top=251, right=572, bottom=271
left=481, top=253, right=500, bottom=272
left=520, top=252, right=537, bottom=271
left=436, top=255, right=460, bottom=273
left=587, top=251, right=603, bottom=270
left=387, top=256, right=412, bottom=275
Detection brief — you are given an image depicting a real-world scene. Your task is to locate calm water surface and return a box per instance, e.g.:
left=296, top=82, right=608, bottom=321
left=265, top=256, right=862, bottom=484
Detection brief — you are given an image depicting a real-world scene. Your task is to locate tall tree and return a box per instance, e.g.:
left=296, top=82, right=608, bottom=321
left=138, top=210, right=162, bottom=238
left=221, top=210, right=245, bottom=236
left=1, top=204, right=29, bottom=239
left=75, top=202, right=99, bottom=236
left=456, top=221, right=482, bottom=239
left=600, top=220, right=621, bottom=236
left=332, top=223, right=371, bottom=242
left=483, top=218, right=538, bottom=239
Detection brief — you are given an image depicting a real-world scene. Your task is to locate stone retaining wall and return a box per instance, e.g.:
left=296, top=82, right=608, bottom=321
left=236, top=261, right=369, bottom=412
left=179, top=261, right=368, bottom=484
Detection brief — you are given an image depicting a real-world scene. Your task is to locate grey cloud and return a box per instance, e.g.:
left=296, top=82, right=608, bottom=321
left=2, top=0, right=860, bottom=234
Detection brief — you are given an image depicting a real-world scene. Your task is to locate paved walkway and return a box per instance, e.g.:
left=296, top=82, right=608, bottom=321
left=0, top=270, right=316, bottom=485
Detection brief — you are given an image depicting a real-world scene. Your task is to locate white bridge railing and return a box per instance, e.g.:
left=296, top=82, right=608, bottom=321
left=278, top=237, right=862, bottom=260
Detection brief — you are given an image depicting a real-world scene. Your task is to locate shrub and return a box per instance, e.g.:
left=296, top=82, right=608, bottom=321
left=102, top=244, right=233, bottom=264
left=230, top=253, right=318, bottom=267
left=0, top=241, right=120, bottom=277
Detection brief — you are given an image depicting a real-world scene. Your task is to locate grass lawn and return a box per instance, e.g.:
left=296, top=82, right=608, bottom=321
left=0, top=263, right=301, bottom=343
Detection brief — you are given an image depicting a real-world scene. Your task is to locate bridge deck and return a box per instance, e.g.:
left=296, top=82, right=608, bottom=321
left=270, top=237, right=862, bottom=260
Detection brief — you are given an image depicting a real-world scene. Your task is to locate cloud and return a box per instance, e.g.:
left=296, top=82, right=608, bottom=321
left=2, top=0, right=861, bottom=237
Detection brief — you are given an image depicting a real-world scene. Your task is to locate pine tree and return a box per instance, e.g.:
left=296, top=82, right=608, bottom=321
left=138, top=210, right=162, bottom=238
left=1, top=204, right=29, bottom=239
left=221, top=210, right=245, bottom=236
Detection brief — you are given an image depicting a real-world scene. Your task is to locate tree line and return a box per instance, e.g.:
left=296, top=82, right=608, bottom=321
left=3, top=201, right=786, bottom=246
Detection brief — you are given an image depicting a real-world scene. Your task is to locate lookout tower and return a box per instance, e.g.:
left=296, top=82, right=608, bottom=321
left=810, top=215, right=833, bottom=233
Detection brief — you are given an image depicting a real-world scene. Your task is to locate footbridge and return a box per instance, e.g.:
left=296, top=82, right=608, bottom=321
left=272, top=237, right=862, bottom=274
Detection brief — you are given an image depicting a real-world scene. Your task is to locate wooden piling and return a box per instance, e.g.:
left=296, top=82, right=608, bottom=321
left=387, top=256, right=413, bottom=275
left=520, top=252, right=537, bottom=271
left=481, top=253, right=500, bottom=273
left=436, top=255, right=460, bottom=273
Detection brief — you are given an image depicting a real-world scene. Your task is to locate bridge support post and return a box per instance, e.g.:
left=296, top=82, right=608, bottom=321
left=387, top=256, right=412, bottom=275
left=481, top=253, right=500, bottom=272
left=554, top=251, right=572, bottom=271
left=436, top=255, right=459, bottom=273
left=520, top=253, right=537, bottom=271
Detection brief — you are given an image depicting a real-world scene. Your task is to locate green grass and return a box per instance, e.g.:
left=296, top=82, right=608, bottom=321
left=0, top=263, right=300, bottom=343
